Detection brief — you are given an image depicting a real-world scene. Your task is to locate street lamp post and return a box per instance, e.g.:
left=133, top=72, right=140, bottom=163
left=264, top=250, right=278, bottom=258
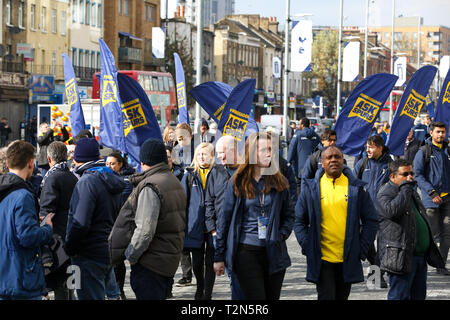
left=364, top=0, right=370, bottom=78
left=195, top=0, right=203, bottom=133
left=283, top=0, right=290, bottom=139
left=336, top=0, right=344, bottom=118
left=389, top=0, right=395, bottom=124
left=417, top=16, right=421, bottom=69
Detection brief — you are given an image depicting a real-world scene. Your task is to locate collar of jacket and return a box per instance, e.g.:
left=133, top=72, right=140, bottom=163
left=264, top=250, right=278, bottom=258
left=74, top=159, right=106, bottom=176
left=129, top=162, right=170, bottom=187
left=425, top=137, right=449, bottom=150
left=313, top=166, right=366, bottom=188
left=0, top=172, right=31, bottom=202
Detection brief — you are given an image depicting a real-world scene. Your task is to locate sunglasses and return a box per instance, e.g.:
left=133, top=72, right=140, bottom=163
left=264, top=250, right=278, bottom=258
left=398, top=171, right=414, bottom=177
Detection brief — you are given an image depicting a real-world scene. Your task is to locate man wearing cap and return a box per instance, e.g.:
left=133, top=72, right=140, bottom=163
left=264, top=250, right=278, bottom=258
left=109, top=138, right=186, bottom=300
left=65, top=138, right=125, bottom=300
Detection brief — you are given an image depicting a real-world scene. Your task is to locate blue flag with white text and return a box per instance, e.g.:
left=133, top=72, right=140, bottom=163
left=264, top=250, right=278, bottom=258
left=387, top=66, right=437, bottom=156
left=99, top=39, right=125, bottom=152
left=174, top=53, right=189, bottom=124
left=117, top=72, right=163, bottom=168
left=435, top=68, right=450, bottom=138
left=334, top=73, right=398, bottom=157
left=190, top=81, right=259, bottom=134
left=216, top=79, right=258, bottom=143
left=62, top=53, right=85, bottom=137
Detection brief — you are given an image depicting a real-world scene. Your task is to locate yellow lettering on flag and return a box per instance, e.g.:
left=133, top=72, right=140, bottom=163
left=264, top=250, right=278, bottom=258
left=102, top=75, right=117, bottom=107
left=176, top=82, right=186, bottom=109
left=214, top=102, right=226, bottom=121
left=122, top=99, right=148, bottom=137
left=348, top=94, right=381, bottom=123
left=400, top=89, right=425, bottom=120
left=65, top=78, right=78, bottom=109
left=223, top=108, right=248, bottom=142
left=443, top=81, right=450, bottom=104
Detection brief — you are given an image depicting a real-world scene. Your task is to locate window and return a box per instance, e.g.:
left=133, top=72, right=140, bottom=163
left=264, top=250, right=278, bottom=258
left=91, top=3, right=96, bottom=27
left=79, top=49, right=84, bottom=67
left=118, top=0, right=121, bottom=15
left=79, top=0, right=84, bottom=24
left=163, top=77, right=169, bottom=91
left=158, top=77, right=164, bottom=92
left=72, top=0, right=77, bottom=22
left=85, top=50, right=90, bottom=69
left=97, top=4, right=102, bottom=27
left=72, top=48, right=77, bottom=65
left=41, top=7, right=47, bottom=32
left=124, top=0, right=129, bottom=16
left=146, top=5, right=155, bottom=22
left=86, top=0, right=90, bottom=25
left=97, top=51, right=100, bottom=69
left=384, top=32, right=390, bottom=41
left=19, top=2, right=24, bottom=28
left=91, top=51, right=95, bottom=68
left=52, top=51, right=57, bottom=75
left=152, top=76, right=158, bottom=91
left=412, top=32, right=417, bottom=41
left=31, top=5, right=36, bottom=29
left=52, top=9, right=57, bottom=33
left=394, top=32, right=402, bottom=41
left=61, top=11, right=66, bottom=35
left=6, top=0, right=11, bottom=25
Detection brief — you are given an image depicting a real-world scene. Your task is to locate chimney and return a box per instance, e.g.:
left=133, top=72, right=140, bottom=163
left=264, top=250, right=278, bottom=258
left=182, top=5, right=185, bottom=17
left=177, top=5, right=180, bottom=17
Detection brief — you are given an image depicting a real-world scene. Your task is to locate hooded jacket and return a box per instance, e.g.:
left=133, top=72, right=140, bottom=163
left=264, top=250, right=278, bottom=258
left=0, top=173, right=53, bottom=298
left=65, top=161, right=126, bottom=264
left=287, top=127, right=320, bottom=178
left=294, top=167, right=378, bottom=284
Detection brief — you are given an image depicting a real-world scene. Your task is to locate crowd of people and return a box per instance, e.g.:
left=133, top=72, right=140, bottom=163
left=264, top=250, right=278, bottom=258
left=0, top=114, right=449, bottom=301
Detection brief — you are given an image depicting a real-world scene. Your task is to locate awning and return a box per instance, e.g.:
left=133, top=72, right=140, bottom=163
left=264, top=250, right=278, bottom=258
left=118, top=31, right=143, bottom=41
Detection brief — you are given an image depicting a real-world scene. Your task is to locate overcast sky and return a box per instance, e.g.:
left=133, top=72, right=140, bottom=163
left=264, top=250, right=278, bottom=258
left=235, top=0, right=450, bottom=29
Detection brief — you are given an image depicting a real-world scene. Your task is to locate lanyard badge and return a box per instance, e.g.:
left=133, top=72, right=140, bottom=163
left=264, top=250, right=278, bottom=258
left=258, top=192, right=268, bottom=240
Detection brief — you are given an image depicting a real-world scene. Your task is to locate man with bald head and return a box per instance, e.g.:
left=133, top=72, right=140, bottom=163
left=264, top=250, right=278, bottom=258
left=294, top=146, right=378, bottom=300
left=204, top=135, right=244, bottom=299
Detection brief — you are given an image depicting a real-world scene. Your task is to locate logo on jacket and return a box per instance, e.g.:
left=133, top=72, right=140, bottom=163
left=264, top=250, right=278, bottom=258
left=400, top=89, right=425, bottom=120
left=122, top=98, right=148, bottom=137
left=348, top=93, right=381, bottom=123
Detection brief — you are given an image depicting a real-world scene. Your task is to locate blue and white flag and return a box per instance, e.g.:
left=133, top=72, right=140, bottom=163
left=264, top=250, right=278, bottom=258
left=98, top=38, right=125, bottom=152
left=335, top=73, right=398, bottom=156
left=62, top=53, right=85, bottom=137
left=435, top=67, right=450, bottom=138
left=291, top=20, right=312, bottom=72
left=387, top=66, right=437, bottom=156
left=174, top=53, right=189, bottom=124
left=342, top=42, right=360, bottom=82
left=117, top=73, right=163, bottom=169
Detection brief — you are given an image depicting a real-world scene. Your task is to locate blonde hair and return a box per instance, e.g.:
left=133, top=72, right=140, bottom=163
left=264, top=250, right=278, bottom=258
left=190, top=143, right=215, bottom=173
left=163, top=126, right=175, bottom=144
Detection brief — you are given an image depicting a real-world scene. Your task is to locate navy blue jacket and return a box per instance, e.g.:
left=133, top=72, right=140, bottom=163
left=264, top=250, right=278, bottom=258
left=214, top=177, right=294, bottom=275
left=118, top=165, right=136, bottom=208
left=414, top=138, right=450, bottom=208
left=65, top=161, right=126, bottom=264
left=294, top=167, right=378, bottom=284
left=287, top=127, right=320, bottom=178
left=353, top=150, right=392, bottom=203
left=0, top=173, right=53, bottom=298
left=181, top=168, right=208, bottom=249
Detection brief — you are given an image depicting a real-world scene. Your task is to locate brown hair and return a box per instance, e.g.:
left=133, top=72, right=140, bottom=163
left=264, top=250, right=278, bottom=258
left=176, top=122, right=192, bottom=136
left=232, top=132, right=289, bottom=199
left=162, top=126, right=175, bottom=144
left=6, top=140, right=36, bottom=170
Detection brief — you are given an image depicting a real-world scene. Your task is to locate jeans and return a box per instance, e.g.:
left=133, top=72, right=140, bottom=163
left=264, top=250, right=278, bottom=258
left=180, top=249, right=192, bottom=280
left=0, top=135, right=7, bottom=147
left=387, top=256, right=427, bottom=300
left=316, top=260, right=352, bottom=300
left=71, top=256, right=112, bottom=300
left=426, top=195, right=450, bottom=264
left=130, top=263, right=171, bottom=300
left=105, top=268, right=121, bottom=299
left=0, top=295, right=43, bottom=300
left=234, top=244, right=285, bottom=300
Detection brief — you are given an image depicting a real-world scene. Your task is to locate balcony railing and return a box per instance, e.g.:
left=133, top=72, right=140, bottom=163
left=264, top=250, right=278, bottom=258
left=29, top=65, right=64, bottom=78
left=74, top=66, right=100, bottom=81
left=1, top=62, right=25, bottom=73
left=118, top=47, right=142, bottom=64
left=143, top=53, right=164, bottom=67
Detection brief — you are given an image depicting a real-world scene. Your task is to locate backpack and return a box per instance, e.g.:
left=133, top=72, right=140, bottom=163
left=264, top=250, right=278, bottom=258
left=419, top=144, right=432, bottom=166
left=308, top=150, right=322, bottom=176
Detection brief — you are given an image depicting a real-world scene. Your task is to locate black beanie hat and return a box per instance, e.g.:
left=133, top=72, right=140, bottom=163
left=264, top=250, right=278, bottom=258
left=74, top=138, right=100, bottom=163
left=139, top=138, right=168, bottom=166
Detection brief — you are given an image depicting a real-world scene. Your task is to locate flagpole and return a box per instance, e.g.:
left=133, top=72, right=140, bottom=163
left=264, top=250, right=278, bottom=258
left=336, top=0, right=343, bottom=118
left=364, top=0, right=369, bottom=78
left=389, top=0, right=395, bottom=124
left=195, top=0, right=203, bottom=133
left=283, top=0, right=290, bottom=139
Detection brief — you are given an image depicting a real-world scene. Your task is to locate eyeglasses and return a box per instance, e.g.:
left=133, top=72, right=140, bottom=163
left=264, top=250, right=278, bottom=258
left=398, top=171, right=414, bottom=177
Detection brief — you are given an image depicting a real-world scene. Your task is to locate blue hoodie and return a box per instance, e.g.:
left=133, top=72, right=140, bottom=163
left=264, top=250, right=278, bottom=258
left=65, top=161, right=126, bottom=264
left=287, top=127, right=320, bottom=178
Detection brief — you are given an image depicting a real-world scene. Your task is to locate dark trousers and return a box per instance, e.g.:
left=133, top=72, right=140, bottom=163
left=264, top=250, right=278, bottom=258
left=180, top=249, right=193, bottom=279
left=234, top=244, right=286, bottom=300
left=426, top=196, right=450, bottom=264
left=71, top=256, right=112, bottom=300
left=316, top=260, right=352, bottom=300
left=114, top=261, right=126, bottom=296
left=189, top=234, right=216, bottom=300
left=130, top=263, right=171, bottom=300
left=387, top=256, right=427, bottom=300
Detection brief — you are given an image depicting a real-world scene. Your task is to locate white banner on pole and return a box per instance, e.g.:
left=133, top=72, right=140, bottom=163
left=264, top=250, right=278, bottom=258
left=394, top=56, right=407, bottom=87
left=273, top=57, right=281, bottom=78
left=291, top=20, right=312, bottom=72
left=440, top=56, right=450, bottom=78
left=342, top=41, right=360, bottom=82
left=152, top=27, right=165, bottom=59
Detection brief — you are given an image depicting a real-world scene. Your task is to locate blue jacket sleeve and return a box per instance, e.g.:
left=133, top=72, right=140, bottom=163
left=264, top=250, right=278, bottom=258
left=204, top=170, right=219, bottom=233
left=287, top=134, right=298, bottom=165
left=279, top=189, right=294, bottom=240
left=413, top=149, right=435, bottom=195
left=358, top=187, right=379, bottom=260
left=15, top=192, right=53, bottom=248
left=286, top=163, right=298, bottom=206
left=293, top=186, right=310, bottom=255
left=39, top=175, right=58, bottom=217
left=353, top=158, right=362, bottom=177
left=64, top=178, right=97, bottom=256
left=214, top=180, right=236, bottom=263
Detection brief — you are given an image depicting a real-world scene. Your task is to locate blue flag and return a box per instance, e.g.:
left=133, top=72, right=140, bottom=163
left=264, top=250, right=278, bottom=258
left=216, top=79, right=258, bottom=143
left=98, top=39, right=125, bottom=152
left=174, top=53, right=189, bottom=124
left=117, top=72, right=163, bottom=168
left=190, top=81, right=259, bottom=134
left=435, top=68, right=450, bottom=138
left=62, top=53, right=85, bottom=137
left=425, top=93, right=435, bottom=119
left=335, top=73, right=398, bottom=157
left=387, top=66, right=437, bottom=156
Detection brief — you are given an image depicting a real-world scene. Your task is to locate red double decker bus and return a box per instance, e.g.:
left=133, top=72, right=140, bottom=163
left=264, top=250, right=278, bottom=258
left=92, top=70, right=178, bottom=127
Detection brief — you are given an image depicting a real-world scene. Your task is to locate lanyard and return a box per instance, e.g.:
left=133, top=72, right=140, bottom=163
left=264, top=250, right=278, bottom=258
left=259, top=192, right=266, bottom=217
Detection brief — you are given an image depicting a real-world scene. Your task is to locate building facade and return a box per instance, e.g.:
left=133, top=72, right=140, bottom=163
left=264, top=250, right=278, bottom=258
left=166, top=0, right=235, bottom=27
